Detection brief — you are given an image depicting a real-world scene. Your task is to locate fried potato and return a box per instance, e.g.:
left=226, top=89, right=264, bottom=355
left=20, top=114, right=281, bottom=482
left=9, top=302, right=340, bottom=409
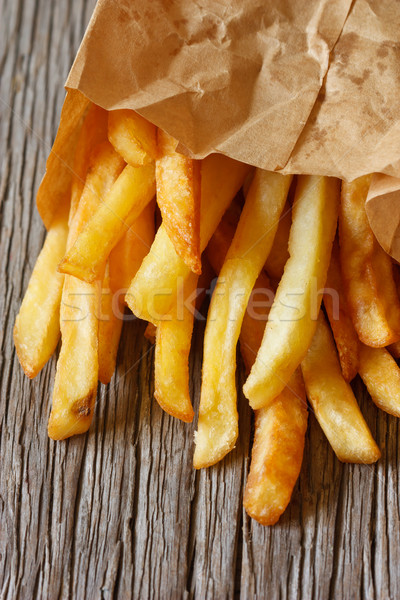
left=264, top=199, right=291, bottom=280
left=156, top=130, right=201, bottom=273
left=98, top=263, right=123, bottom=385
left=339, top=175, right=400, bottom=347
left=108, top=109, right=157, bottom=166
left=358, top=344, right=400, bottom=417
left=324, top=239, right=359, bottom=381
left=243, top=370, right=308, bottom=526
left=194, top=170, right=292, bottom=468
left=109, top=200, right=155, bottom=296
left=126, top=155, right=250, bottom=324
left=59, top=163, right=156, bottom=283
left=68, top=141, right=126, bottom=240
left=244, top=176, right=340, bottom=410
left=48, top=274, right=100, bottom=440
left=48, top=144, right=124, bottom=439
left=154, top=272, right=198, bottom=422
left=301, top=313, right=380, bottom=463
left=70, top=104, right=108, bottom=216
left=14, top=203, right=69, bottom=378
left=206, top=212, right=272, bottom=373
left=238, top=260, right=307, bottom=526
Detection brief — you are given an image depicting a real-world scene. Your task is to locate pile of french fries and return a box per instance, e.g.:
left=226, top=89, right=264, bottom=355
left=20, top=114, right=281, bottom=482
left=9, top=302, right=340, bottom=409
left=14, top=104, right=400, bottom=525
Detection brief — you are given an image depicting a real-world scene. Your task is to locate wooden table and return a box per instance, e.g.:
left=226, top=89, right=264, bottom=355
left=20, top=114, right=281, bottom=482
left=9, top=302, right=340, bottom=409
left=1, top=1, right=400, bottom=598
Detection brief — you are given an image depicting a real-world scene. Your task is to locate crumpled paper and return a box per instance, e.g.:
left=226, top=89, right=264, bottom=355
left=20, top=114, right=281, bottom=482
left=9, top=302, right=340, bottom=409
left=38, top=0, right=400, bottom=257
left=66, top=0, right=353, bottom=172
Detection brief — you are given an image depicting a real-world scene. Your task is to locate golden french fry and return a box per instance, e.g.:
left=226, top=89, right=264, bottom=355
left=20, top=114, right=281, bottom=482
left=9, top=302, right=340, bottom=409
left=244, top=176, right=340, bottom=410
left=154, top=272, right=198, bottom=423
left=240, top=258, right=307, bottom=526
left=108, top=109, right=157, bottom=166
left=109, top=200, right=155, bottom=296
left=48, top=143, right=123, bottom=439
left=301, top=313, right=380, bottom=463
left=156, top=130, right=201, bottom=273
left=68, top=141, right=126, bottom=241
left=59, top=163, right=156, bottom=283
left=70, top=104, right=108, bottom=216
left=126, top=154, right=250, bottom=324
left=14, top=204, right=69, bottom=378
left=98, top=263, right=123, bottom=385
left=206, top=211, right=272, bottom=372
left=324, top=239, right=359, bottom=381
left=48, top=274, right=100, bottom=440
left=194, top=170, right=292, bottom=468
left=243, top=370, right=308, bottom=526
left=339, top=175, right=400, bottom=347
left=358, top=344, right=400, bottom=417
left=264, top=199, right=291, bottom=280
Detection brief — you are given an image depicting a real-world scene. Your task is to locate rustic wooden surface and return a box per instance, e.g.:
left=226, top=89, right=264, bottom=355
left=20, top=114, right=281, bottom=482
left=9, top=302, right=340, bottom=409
left=1, top=0, right=400, bottom=598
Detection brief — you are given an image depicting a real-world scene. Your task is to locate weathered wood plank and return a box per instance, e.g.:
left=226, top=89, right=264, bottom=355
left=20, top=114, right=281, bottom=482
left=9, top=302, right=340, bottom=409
left=2, top=0, right=400, bottom=599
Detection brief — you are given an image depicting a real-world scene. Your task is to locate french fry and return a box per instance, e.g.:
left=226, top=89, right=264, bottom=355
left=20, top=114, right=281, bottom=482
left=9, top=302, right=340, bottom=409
left=70, top=104, right=108, bottom=216
left=109, top=200, right=155, bottom=296
left=108, top=109, right=157, bottom=166
left=154, top=272, right=198, bottom=422
left=238, top=250, right=307, bottom=526
left=59, top=163, right=156, bottom=283
left=194, top=170, right=292, bottom=468
left=243, top=370, right=308, bottom=526
left=264, top=199, right=291, bottom=280
left=14, top=203, right=69, bottom=378
left=207, top=211, right=274, bottom=371
left=244, top=176, right=340, bottom=410
left=210, top=216, right=307, bottom=524
left=48, top=143, right=124, bottom=440
left=207, top=213, right=271, bottom=370
left=339, top=175, right=400, bottom=347
left=67, top=142, right=126, bottom=239
left=126, top=154, right=250, bottom=324
left=301, top=313, right=380, bottom=463
left=358, top=344, right=400, bottom=417
left=48, top=274, right=100, bottom=440
left=156, top=130, right=201, bottom=273
left=98, top=263, right=123, bottom=385
left=324, top=239, right=359, bottom=381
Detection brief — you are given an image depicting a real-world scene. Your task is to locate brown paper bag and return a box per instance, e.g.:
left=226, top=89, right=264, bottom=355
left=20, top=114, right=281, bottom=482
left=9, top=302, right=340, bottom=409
left=37, top=0, right=400, bottom=258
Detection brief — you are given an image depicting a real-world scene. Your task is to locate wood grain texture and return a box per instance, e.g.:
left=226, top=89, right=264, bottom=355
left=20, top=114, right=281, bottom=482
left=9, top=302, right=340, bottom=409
left=1, top=0, right=400, bottom=598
